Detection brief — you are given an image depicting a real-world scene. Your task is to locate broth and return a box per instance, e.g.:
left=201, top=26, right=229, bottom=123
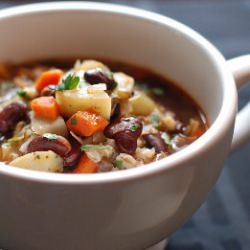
left=0, top=59, right=208, bottom=173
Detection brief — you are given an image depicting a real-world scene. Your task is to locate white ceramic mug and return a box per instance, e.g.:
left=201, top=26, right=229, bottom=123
left=0, top=2, right=249, bottom=250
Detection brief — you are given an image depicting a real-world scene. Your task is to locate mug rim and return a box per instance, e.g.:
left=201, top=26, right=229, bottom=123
left=0, top=1, right=237, bottom=184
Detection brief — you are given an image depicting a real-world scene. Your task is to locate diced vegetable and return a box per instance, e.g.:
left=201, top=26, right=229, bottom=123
left=80, top=144, right=112, bottom=152
left=87, top=84, right=107, bottom=94
left=35, top=69, right=63, bottom=92
left=30, top=112, right=67, bottom=137
left=115, top=153, right=137, bottom=169
left=73, top=154, right=98, bottom=173
left=80, top=144, right=113, bottom=163
left=20, top=86, right=39, bottom=99
left=113, top=72, right=134, bottom=99
left=66, top=110, right=108, bottom=137
left=187, top=119, right=203, bottom=137
left=74, top=60, right=108, bottom=72
left=1, top=142, right=20, bottom=162
left=9, top=151, right=63, bottom=172
left=56, top=89, right=111, bottom=119
left=31, top=96, right=59, bottom=120
left=162, top=115, right=176, bottom=131
left=129, top=92, right=156, bottom=115
left=135, top=147, right=155, bottom=163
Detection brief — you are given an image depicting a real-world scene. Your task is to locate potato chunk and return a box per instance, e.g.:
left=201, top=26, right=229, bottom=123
left=31, top=112, right=67, bottom=137
left=113, top=72, right=134, bottom=99
left=9, top=151, right=63, bottom=172
left=56, top=89, right=111, bottom=119
left=129, top=92, right=156, bottom=115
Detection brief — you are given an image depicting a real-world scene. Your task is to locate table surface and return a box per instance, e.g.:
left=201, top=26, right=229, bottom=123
left=0, top=1, right=249, bottom=250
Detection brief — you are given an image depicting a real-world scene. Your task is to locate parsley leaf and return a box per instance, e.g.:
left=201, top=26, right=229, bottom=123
left=114, top=160, right=123, bottom=167
left=57, top=74, right=80, bottom=91
left=161, top=132, right=172, bottom=145
left=151, top=87, right=165, bottom=96
left=129, top=124, right=139, bottom=132
left=151, top=112, right=160, bottom=128
left=81, top=144, right=112, bottom=152
left=17, top=89, right=28, bottom=99
left=70, top=117, right=77, bottom=125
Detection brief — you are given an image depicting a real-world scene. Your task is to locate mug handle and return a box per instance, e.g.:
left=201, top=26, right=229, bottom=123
left=227, top=55, right=250, bottom=151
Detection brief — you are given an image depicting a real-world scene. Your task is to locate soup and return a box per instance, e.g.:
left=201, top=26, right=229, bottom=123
left=0, top=59, right=208, bottom=173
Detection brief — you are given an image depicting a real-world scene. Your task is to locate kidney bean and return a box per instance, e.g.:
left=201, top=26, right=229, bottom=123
left=104, top=117, right=142, bottom=154
left=105, top=117, right=142, bottom=138
left=115, top=131, right=138, bottom=155
left=0, top=120, right=8, bottom=135
left=27, top=136, right=71, bottom=157
left=0, top=102, right=28, bottom=136
left=63, top=139, right=81, bottom=167
left=84, top=68, right=117, bottom=90
left=144, top=133, right=167, bottom=153
left=41, top=85, right=57, bottom=97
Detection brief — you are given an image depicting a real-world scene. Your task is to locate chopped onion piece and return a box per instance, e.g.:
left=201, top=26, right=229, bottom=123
left=87, top=83, right=107, bottom=94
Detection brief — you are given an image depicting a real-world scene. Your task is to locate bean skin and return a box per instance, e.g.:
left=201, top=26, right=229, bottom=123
left=41, top=85, right=57, bottom=97
left=84, top=68, right=117, bottom=90
left=0, top=102, right=28, bottom=136
left=27, top=136, right=71, bottom=157
left=144, top=133, right=167, bottom=153
left=114, top=131, right=137, bottom=155
left=104, top=117, right=142, bottom=154
left=0, top=120, right=8, bottom=135
left=63, top=139, right=81, bottom=167
left=104, top=117, right=142, bottom=138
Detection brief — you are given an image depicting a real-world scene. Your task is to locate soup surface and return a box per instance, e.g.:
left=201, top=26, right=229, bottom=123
left=0, top=59, right=207, bottom=173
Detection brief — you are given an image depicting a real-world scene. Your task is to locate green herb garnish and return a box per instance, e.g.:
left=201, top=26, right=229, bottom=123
left=43, top=133, right=59, bottom=140
left=71, top=117, right=77, bottom=125
left=151, top=112, right=160, bottom=128
left=80, top=144, right=112, bottom=152
left=161, top=132, right=172, bottom=145
left=152, top=87, right=165, bottom=96
left=17, top=89, right=28, bottom=99
left=57, top=74, right=80, bottom=91
left=129, top=124, right=140, bottom=132
left=114, top=160, right=123, bottom=167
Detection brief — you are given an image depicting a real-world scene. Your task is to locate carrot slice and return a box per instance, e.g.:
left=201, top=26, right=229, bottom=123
left=35, top=69, right=63, bottom=92
left=66, top=110, right=109, bottom=137
left=73, top=154, right=98, bottom=173
left=190, top=127, right=204, bottom=138
left=31, top=96, right=59, bottom=120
